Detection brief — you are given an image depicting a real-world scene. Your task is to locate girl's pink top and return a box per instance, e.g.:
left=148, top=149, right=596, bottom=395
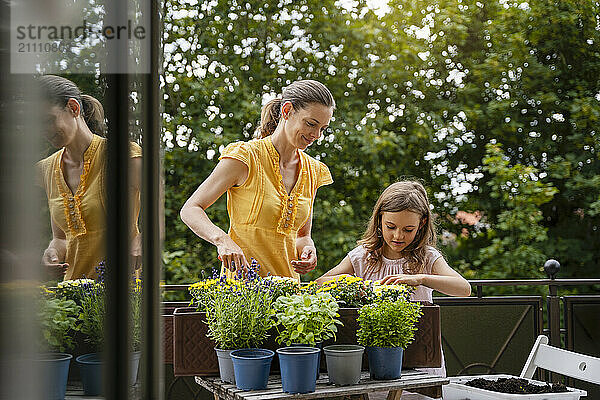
left=347, top=244, right=447, bottom=378
left=348, top=245, right=442, bottom=303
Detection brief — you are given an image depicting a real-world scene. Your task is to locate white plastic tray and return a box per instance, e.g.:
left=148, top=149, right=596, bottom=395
left=442, top=374, right=587, bottom=400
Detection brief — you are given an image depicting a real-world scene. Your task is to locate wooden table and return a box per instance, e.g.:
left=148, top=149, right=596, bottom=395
left=195, top=370, right=449, bottom=400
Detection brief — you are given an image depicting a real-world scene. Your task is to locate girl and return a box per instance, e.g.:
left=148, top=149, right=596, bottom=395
left=181, top=80, right=335, bottom=279
left=316, top=180, right=471, bottom=383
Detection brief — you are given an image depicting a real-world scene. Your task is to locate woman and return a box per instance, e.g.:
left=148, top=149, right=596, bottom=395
left=181, top=80, right=335, bottom=279
left=37, top=75, right=142, bottom=280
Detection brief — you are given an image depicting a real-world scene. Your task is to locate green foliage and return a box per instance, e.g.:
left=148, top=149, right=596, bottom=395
left=273, top=292, right=342, bottom=346
left=38, top=297, right=80, bottom=353
left=158, top=0, right=599, bottom=287
left=357, top=300, right=423, bottom=348
left=204, top=277, right=276, bottom=350
left=77, top=280, right=143, bottom=352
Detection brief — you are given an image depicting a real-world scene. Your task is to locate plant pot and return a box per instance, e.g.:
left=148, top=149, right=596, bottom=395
left=290, top=342, right=322, bottom=380
left=215, top=348, right=236, bottom=384
left=76, top=351, right=141, bottom=395
left=365, top=346, right=403, bottom=380
left=277, top=346, right=320, bottom=394
left=38, top=352, right=72, bottom=400
left=323, top=345, right=364, bottom=386
left=335, top=304, right=441, bottom=369
left=230, top=348, right=274, bottom=390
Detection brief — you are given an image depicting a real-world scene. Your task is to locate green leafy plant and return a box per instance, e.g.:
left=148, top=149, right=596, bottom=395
left=39, top=296, right=81, bottom=352
left=357, top=300, right=423, bottom=348
left=204, top=273, right=276, bottom=350
left=273, top=292, right=342, bottom=346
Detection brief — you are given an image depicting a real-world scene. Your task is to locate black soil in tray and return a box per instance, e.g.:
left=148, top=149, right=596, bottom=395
left=465, top=377, right=569, bottom=394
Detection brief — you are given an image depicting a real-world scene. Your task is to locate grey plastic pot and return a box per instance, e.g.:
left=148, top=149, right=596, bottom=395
left=323, top=345, right=365, bottom=386
left=215, top=348, right=235, bottom=384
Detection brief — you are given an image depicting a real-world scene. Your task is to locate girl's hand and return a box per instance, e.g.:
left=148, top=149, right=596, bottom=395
left=216, top=236, right=249, bottom=272
left=291, top=246, right=317, bottom=274
left=379, top=274, right=425, bottom=287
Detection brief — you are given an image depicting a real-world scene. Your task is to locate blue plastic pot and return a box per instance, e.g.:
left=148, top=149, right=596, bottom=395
left=39, top=353, right=72, bottom=400
left=230, top=348, right=274, bottom=391
left=277, top=346, right=320, bottom=394
left=291, top=342, right=322, bottom=380
left=76, top=351, right=141, bottom=395
left=365, top=346, right=403, bottom=380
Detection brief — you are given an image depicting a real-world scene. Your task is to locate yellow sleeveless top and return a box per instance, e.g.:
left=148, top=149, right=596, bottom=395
left=37, top=134, right=142, bottom=280
left=219, top=136, right=333, bottom=280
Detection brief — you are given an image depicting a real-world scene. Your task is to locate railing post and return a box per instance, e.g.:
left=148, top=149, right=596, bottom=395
left=544, top=259, right=561, bottom=382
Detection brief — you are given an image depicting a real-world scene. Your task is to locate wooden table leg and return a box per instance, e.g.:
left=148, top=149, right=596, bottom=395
left=386, top=390, right=403, bottom=400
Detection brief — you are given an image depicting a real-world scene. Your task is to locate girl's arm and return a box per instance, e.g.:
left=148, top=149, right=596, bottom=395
left=314, top=255, right=355, bottom=284
left=380, top=257, right=471, bottom=297
left=180, top=158, right=249, bottom=271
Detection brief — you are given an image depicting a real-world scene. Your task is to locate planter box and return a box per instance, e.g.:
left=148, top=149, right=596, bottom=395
left=331, top=304, right=441, bottom=368
left=173, top=303, right=441, bottom=376
left=443, top=375, right=587, bottom=400
left=173, top=307, right=218, bottom=376
left=162, top=302, right=188, bottom=364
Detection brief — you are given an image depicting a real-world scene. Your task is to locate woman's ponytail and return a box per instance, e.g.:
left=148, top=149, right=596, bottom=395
left=38, top=75, right=106, bottom=137
left=80, top=94, right=106, bottom=137
left=255, top=98, right=282, bottom=138
left=254, top=80, right=335, bottom=139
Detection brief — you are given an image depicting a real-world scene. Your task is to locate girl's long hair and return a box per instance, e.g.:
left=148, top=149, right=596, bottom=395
left=358, top=181, right=437, bottom=275
left=38, top=75, right=106, bottom=136
left=254, top=80, right=335, bottom=138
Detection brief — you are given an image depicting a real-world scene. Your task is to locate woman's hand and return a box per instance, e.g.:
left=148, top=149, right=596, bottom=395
left=216, top=235, right=249, bottom=272
left=131, top=234, right=142, bottom=270
left=42, top=246, right=68, bottom=278
left=379, top=274, right=425, bottom=287
left=291, top=245, right=317, bottom=274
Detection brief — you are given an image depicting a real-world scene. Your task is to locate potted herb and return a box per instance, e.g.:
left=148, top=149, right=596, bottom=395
left=76, top=278, right=142, bottom=395
left=203, top=271, right=276, bottom=387
left=274, top=292, right=342, bottom=394
left=37, top=294, right=81, bottom=400
left=357, top=300, right=422, bottom=380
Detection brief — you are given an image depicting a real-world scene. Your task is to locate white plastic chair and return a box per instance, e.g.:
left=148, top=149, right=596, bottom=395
left=520, top=335, right=600, bottom=385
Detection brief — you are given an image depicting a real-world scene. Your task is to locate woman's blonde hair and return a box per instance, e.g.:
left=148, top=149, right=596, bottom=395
left=358, top=181, right=437, bottom=275
left=254, top=80, right=335, bottom=138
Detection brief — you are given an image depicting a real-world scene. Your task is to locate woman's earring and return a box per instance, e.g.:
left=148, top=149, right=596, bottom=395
left=377, top=228, right=382, bottom=238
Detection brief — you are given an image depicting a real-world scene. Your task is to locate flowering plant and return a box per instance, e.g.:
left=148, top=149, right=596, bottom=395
left=273, top=292, right=342, bottom=346
left=304, top=276, right=413, bottom=307
left=203, top=267, right=276, bottom=350
left=357, top=300, right=422, bottom=348
left=77, top=262, right=142, bottom=352
left=55, top=278, right=96, bottom=305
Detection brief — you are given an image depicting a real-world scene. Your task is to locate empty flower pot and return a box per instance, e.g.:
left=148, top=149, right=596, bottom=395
left=366, top=346, right=403, bottom=380
left=324, top=345, right=365, bottom=386
left=215, top=348, right=235, bottom=384
left=277, top=346, right=320, bottom=394
left=76, top=352, right=141, bottom=395
left=230, top=348, right=274, bottom=391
